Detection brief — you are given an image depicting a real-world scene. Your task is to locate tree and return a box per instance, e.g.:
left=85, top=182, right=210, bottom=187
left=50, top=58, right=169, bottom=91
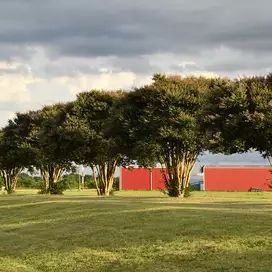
left=33, top=103, right=78, bottom=194
left=122, top=74, right=210, bottom=197
left=241, top=74, right=272, bottom=166
left=201, top=78, right=250, bottom=154
left=72, top=90, right=126, bottom=196
left=202, top=74, right=272, bottom=161
left=202, top=74, right=272, bottom=191
left=13, top=103, right=77, bottom=194
left=0, top=119, right=34, bottom=193
left=17, top=173, right=40, bottom=188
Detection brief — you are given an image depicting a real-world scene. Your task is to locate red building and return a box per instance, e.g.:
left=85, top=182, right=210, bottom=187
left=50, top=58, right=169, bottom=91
left=204, top=166, right=272, bottom=192
left=120, top=168, right=165, bottom=190
left=120, top=167, right=202, bottom=191
left=120, top=166, right=272, bottom=192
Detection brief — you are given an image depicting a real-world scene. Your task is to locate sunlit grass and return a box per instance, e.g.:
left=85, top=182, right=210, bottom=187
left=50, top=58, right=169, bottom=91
left=0, top=191, right=271, bottom=271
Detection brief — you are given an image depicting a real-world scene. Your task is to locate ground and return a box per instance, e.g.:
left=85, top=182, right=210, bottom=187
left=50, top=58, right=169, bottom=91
left=0, top=190, right=271, bottom=272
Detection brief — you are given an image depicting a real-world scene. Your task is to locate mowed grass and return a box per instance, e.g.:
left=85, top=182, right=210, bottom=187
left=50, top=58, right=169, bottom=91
left=0, top=190, right=271, bottom=272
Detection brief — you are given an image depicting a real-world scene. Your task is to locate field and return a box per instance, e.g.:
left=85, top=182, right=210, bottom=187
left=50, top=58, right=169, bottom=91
left=0, top=190, right=271, bottom=272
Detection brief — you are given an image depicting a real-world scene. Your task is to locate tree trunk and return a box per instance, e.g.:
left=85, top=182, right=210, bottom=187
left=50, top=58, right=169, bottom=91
left=40, top=169, right=49, bottom=192
left=91, top=165, right=100, bottom=195
left=40, top=165, right=64, bottom=194
left=162, top=151, right=197, bottom=197
left=267, top=156, right=272, bottom=189
left=0, top=168, right=22, bottom=194
left=94, top=160, right=117, bottom=196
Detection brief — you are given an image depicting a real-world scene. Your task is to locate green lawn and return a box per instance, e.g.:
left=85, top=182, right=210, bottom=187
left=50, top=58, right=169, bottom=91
left=0, top=190, right=271, bottom=272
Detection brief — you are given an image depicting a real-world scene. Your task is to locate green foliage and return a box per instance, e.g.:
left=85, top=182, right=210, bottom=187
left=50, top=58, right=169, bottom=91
left=112, top=177, right=120, bottom=191
left=202, top=74, right=272, bottom=162
left=0, top=116, right=35, bottom=193
left=0, top=119, right=34, bottom=171
left=242, top=74, right=272, bottom=161
left=49, top=181, right=69, bottom=195
left=62, top=174, right=80, bottom=189
left=38, top=181, right=48, bottom=194
left=122, top=74, right=210, bottom=197
left=70, top=90, right=126, bottom=195
left=125, top=75, right=210, bottom=163
left=62, top=174, right=97, bottom=190
left=84, top=175, right=97, bottom=189
left=26, top=103, right=77, bottom=170
left=38, top=179, right=68, bottom=195
left=72, top=90, right=125, bottom=166
left=2, top=72, right=272, bottom=197
left=202, top=78, right=253, bottom=153
left=14, top=103, right=79, bottom=194
left=16, top=173, right=41, bottom=189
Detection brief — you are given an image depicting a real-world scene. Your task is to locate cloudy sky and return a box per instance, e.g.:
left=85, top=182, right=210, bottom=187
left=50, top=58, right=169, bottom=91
left=0, top=0, right=272, bottom=128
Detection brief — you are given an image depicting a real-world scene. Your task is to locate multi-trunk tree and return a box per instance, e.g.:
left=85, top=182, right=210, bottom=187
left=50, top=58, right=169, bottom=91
left=72, top=90, right=126, bottom=196
left=11, top=103, right=77, bottom=194
left=32, top=103, right=77, bottom=194
left=0, top=117, right=34, bottom=193
left=122, top=74, right=210, bottom=197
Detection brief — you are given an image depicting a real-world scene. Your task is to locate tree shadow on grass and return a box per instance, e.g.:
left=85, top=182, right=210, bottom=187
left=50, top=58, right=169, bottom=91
left=1, top=237, right=271, bottom=272
left=0, top=203, right=271, bottom=247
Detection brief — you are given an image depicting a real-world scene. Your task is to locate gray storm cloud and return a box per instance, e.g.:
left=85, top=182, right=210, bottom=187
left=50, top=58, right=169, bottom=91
left=0, top=1, right=271, bottom=65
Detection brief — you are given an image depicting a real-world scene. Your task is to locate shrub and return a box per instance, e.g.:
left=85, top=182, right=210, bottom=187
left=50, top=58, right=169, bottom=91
left=112, top=177, right=120, bottom=191
left=17, top=173, right=41, bottom=189
left=50, top=181, right=68, bottom=195
left=38, top=180, right=68, bottom=195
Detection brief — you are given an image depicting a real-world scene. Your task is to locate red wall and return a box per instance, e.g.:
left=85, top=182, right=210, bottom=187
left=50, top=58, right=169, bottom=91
left=121, top=168, right=166, bottom=190
left=204, top=167, right=272, bottom=192
left=151, top=168, right=165, bottom=190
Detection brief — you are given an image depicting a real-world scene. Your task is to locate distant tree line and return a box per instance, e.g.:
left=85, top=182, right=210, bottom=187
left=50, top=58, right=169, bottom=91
left=0, top=73, right=271, bottom=197
left=0, top=173, right=120, bottom=192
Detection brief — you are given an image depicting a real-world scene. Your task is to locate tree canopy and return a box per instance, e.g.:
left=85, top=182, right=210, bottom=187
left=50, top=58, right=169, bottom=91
left=203, top=74, right=272, bottom=165
left=121, top=74, right=210, bottom=197
left=71, top=90, right=126, bottom=196
left=1, top=73, right=272, bottom=196
left=0, top=116, right=34, bottom=193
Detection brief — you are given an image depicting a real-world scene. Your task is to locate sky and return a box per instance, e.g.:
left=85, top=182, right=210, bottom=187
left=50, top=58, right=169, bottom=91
left=0, top=0, right=271, bottom=132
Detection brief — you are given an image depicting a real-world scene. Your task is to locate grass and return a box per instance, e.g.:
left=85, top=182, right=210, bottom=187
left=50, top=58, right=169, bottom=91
left=0, top=190, right=271, bottom=272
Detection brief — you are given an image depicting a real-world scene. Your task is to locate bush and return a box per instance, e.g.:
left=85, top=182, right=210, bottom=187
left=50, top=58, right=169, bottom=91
left=112, top=177, right=120, bottom=191
left=61, top=174, right=97, bottom=190
left=17, top=173, right=41, bottom=189
left=38, top=180, right=68, bottom=195
left=50, top=174, right=119, bottom=191
left=84, top=175, right=96, bottom=189
left=62, top=174, right=79, bottom=189
left=50, top=181, right=68, bottom=195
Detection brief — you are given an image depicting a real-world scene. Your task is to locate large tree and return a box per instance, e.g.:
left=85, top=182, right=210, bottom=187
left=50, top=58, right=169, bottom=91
left=72, top=90, right=126, bottom=196
left=201, top=78, right=250, bottom=154
left=242, top=74, right=272, bottom=165
left=34, top=103, right=78, bottom=193
left=0, top=118, right=34, bottom=193
left=202, top=75, right=272, bottom=158
left=13, top=103, right=77, bottom=194
left=122, top=74, right=210, bottom=197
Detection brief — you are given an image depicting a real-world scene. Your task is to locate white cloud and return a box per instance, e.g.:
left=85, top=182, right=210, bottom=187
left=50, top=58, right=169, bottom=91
left=0, top=111, right=15, bottom=127
left=0, top=74, right=32, bottom=103
left=0, top=65, right=150, bottom=128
